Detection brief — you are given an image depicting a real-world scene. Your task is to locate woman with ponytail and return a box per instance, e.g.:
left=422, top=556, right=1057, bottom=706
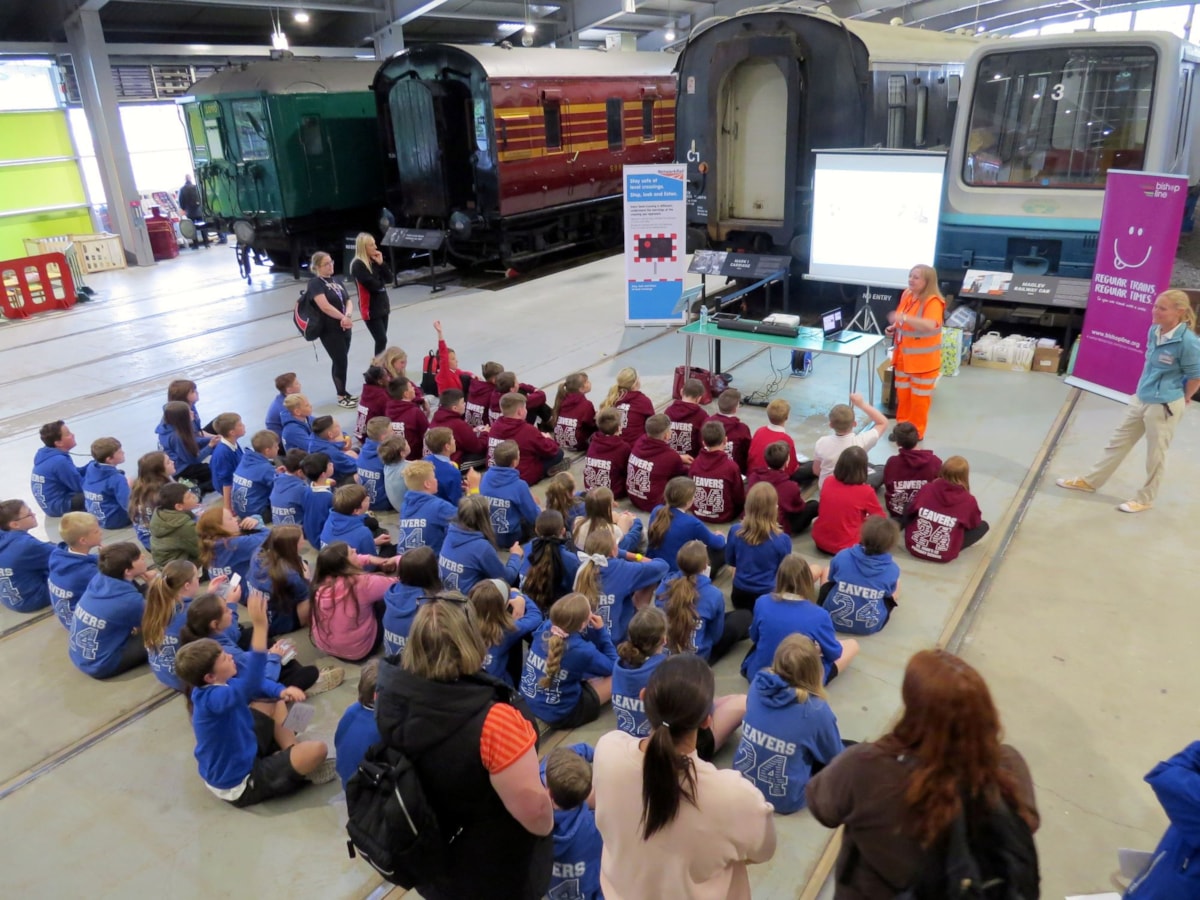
left=518, top=510, right=580, bottom=612
left=593, top=654, right=776, bottom=898
left=645, top=476, right=726, bottom=575
left=573, top=529, right=668, bottom=645
left=550, top=372, right=596, bottom=450
left=519, top=592, right=616, bottom=729
left=657, top=540, right=750, bottom=665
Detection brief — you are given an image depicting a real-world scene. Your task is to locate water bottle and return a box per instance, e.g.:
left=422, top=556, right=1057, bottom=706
left=700, top=305, right=709, bottom=327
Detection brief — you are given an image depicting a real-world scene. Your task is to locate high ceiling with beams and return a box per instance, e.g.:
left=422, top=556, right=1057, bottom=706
left=0, top=0, right=1193, bottom=58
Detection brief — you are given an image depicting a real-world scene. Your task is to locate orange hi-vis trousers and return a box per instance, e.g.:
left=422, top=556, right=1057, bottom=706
left=894, top=368, right=938, bottom=439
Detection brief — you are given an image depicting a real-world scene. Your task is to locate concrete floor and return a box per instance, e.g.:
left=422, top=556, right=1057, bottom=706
left=0, top=248, right=1187, bottom=899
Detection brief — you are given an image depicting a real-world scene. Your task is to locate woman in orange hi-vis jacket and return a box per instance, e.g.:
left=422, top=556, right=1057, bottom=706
left=887, top=265, right=945, bottom=440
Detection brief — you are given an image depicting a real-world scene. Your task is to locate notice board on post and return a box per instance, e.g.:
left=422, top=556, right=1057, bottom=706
left=624, top=164, right=688, bottom=325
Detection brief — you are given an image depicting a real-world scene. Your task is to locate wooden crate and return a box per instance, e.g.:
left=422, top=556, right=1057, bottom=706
left=23, top=233, right=126, bottom=273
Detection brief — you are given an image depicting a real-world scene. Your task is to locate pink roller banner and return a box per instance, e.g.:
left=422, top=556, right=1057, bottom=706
left=1067, top=170, right=1188, bottom=401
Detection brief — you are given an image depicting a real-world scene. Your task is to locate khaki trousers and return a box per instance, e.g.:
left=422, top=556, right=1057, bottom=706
left=1084, top=396, right=1185, bottom=504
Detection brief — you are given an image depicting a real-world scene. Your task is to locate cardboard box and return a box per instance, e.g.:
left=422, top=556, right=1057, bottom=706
left=969, top=355, right=1033, bottom=373
left=1032, top=346, right=1063, bottom=374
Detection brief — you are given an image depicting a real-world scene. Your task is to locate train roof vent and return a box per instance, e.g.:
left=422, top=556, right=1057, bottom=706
left=61, top=63, right=224, bottom=104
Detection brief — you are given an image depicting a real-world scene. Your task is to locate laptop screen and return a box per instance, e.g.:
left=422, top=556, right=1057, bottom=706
left=821, top=308, right=843, bottom=336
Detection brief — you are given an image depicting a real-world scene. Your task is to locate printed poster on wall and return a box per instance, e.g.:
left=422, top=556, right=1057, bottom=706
left=623, top=164, right=687, bottom=325
left=1067, top=170, right=1188, bottom=401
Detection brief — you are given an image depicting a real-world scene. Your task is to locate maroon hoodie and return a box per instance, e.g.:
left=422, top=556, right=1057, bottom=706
left=627, top=435, right=688, bottom=512
left=553, top=392, right=596, bottom=451
left=688, top=449, right=745, bottom=523
left=883, top=447, right=944, bottom=517
left=489, top=382, right=548, bottom=423
left=488, top=415, right=559, bottom=485
left=384, top=397, right=429, bottom=459
left=355, top=383, right=390, bottom=441
left=465, top=379, right=495, bottom=428
left=707, top=413, right=752, bottom=474
left=611, top=391, right=656, bottom=445
left=664, top=399, right=709, bottom=458
left=584, top=433, right=631, bottom=498
left=436, top=339, right=476, bottom=396
left=431, top=406, right=487, bottom=463
left=746, top=467, right=807, bottom=533
left=904, top=479, right=983, bottom=563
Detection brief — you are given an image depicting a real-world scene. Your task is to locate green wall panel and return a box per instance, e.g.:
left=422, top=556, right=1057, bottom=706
left=0, top=110, right=76, bottom=162
left=0, top=210, right=93, bottom=262
left=0, top=161, right=88, bottom=209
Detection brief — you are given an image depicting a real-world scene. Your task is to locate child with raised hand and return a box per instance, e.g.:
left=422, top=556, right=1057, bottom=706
left=174, top=589, right=336, bottom=807
left=265, top=372, right=301, bottom=439
left=247, top=525, right=311, bottom=637
left=583, top=408, right=631, bottom=498
left=157, top=401, right=216, bottom=492
left=471, top=578, right=544, bottom=687
left=68, top=542, right=149, bottom=678
left=611, top=605, right=669, bottom=737
left=281, top=394, right=315, bottom=454
left=334, top=659, right=382, bottom=789
left=32, top=419, right=89, bottom=516
left=149, top=483, right=201, bottom=568
left=599, top=367, right=655, bottom=446
left=433, top=320, right=475, bottom=395
left=572, top=486, right=641, bottom=555
left=812, top=446, right=885, bottom=556
left=438, top=494, right=523, bottom=594
left=821, top=516, right=901, bottom=636
left=811, top=392, right=889, bottom=490
left=355, top=366, right=391, bottom=442
left=49, top=511, right=102, bottom=627
left=734, top=634, right=846, bottom=814
left=903, top=455, right=989, bottom=563
left=210, top=413, right=247, bottom=512
left=646, top=476, right=726, bottom=575
left=232, top=430, right=280, bottom=521
left=574, top=529, right=669, bottom=644
left=741, top=554, right=858, bottom=684
left=0, top=499, right=53, bottom=613
left=356, top=416, right=393, bottom=512
left=883, top=421, right=943, bottom=519
left=129, top=451, right=175, bottom=549
left=551, top=372, right=596, bottom=451
left=396, top=461, right=456, bottom=554
left=382, top=545, right=441, bottom=656
left=543, top=744, right=604, bottom=900
left=520, top=592, right=617, bottom=729
left=726, top=482, right=793, bottom=612
left=520, top=510, right=581, bottom=612
left=310, top=541, right=398, bottom=662
left=480, top=439, right=542, bottom=546
left=197, top=504, right=266, bottom=583
left=83, top=437, right=132, bottom=529
left=658, top=540, right=750, bottom=665
left=142, top=560, right=203, bottom=691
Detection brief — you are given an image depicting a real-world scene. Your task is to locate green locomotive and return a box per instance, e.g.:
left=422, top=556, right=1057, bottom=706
left=179, top=59, right=383, bottom=274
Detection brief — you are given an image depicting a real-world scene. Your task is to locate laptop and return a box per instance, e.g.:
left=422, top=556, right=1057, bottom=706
left=820, top=307, right=855, bottom=343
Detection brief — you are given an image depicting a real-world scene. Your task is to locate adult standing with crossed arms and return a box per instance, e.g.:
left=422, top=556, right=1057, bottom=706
left=887, top=264, right=945, bottom=441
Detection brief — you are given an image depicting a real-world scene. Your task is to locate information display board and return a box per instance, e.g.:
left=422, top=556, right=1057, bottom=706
left=623, top=164, right=688, bottom=325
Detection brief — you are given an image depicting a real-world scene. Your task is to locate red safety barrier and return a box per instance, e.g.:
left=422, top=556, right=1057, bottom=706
left=0, top=252, right=77, bottom=319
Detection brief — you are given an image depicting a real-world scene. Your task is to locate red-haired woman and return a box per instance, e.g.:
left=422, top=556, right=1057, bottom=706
left=806, top=649, right=1039, bottom=897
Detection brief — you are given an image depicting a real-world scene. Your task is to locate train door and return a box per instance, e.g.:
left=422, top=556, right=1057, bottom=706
left=390, top=79, right=473, bottom=218
left=717, top=58, right=788, bottom=223
left=292, top=102, right=335, bottom=202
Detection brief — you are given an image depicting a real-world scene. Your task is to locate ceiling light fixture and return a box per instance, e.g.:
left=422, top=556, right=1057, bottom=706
left=293, top=10, right=310, bottom=23
left=664, top=20, right=676, bottom=41
left=270, top=8, right=289, bottom=50
left=524, top=0, right=536, bottom=33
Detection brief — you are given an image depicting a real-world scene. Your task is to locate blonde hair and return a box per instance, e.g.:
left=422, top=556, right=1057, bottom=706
left=541, top=593, right=592, bottom=688
left=600, top=367, right=638, bottom=410
left=310, top=251, right=332, bottom=270
left=773, top=553, right=816, bottom=600
left=60, top=512, right=99, bottom=545
left=910, top=264, right=940, bottom=302
left=740, top=482, right=782, bottom=545
left=770, top=634, right=827, bottom=702
left=353, top=232, right=377, bottom=273
left=403, top=460, right=435, bottom=490
left=469, top=580, right=515, bottom=648
left=664, top=541, right=706, bottom=654
left=142, top=560, right=196, bottom=652
left=1158, top=289, right=1199, bottom=333
left=574, top=530, right=614, bottom=612
left=196, top=505, right=236, bottom=569
left=284, top=393, right=308, bottom=413
left=376, top=346, right=408, bottom=379
left=402, top=594, right=486, bottom=681
left=941, top=455, right=971, bottom=491
left=766, top=398, right=790, bottom=425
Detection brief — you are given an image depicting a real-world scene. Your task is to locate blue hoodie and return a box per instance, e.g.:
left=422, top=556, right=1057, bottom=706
left=190, top=650, right=282, bottom=791
left=68, top=573, right=145, bottom=678
left=265, top=392, right=287, bottom=437
left=232, top=450, right=277, bottom=518
left=147, top=601, right=189, bottom=692
left=48, top=544, right=99, bottom=628
left=1126, top=741, right=1200, bottom=899
left=31, top=446, right=89, bottom=517
left=518, top=537, right=581, bottom=604
left=655, top=572, right=726, bottom=661
left=335, top=701, right=381, bottom=789
left=742, top=595, right=843, bottom=683
left=397, top=490, right=455, bottom=555
left=822, top=544, right=900, bottom=636
left=356, top=439, right=391, bottom=512
left=519, top=619, right=616, bottom=724
left=611, top=650, right=667, bottom=737
left=302, top=485, right=334, bottom=549
left=320, top=510, right=375, bottom=557
left=280, top=413, right=314, bottom=454
left=575, top=555, right=670, bottom=644
left=438, top=524, right=521, bottom=595
left=210, top=440, right=243, bottom=495
left=646, top=505, right=727, bottom=572
left=0, top=530, right=54, bottom=613
left=83, top=463, right=131, bottom=529
left=269, top=472, right=308, bottom=526
left=733, top=669, right=843, bottom=814
left=307, top=434, right=357, bottom=479
left=211, top=627, right=286, bottom=695
left=207, top=531, right=269, bottom=583
left=481, top=591, right=544, bottom=686
left=540, top=742, right=603, bottom=900
left=155, top=421, right=212, bottom=469
left=480, top=465, right=541, bottom=546
left=381, top=583, right=425, bottom=656
left=247, top=553, right=310, bottom=637
left=430, top=453, right=463, bottom=506
left=725, top=525, right=792, bottom=595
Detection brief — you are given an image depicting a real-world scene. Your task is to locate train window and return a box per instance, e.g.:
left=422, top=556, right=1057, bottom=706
left=474, top=99, right=489, bottom=152
left=948, top=74, right=961, bottom=103
left=642, top=99, right=655, bottom=140
left=964, top=46, right=1157, bottom=188
left=544, top=101, right=562, bottom=149
left=184, top=104, right=208, bottom=163
left=915, top=86, right=928, bottom=147
left=886, top=76, right=906, bottom=148
left=300, top=116, right=324, bottom=156
left=232, top=100, right=270, bottom=161
left=606, top=98, right=623, bottom=149
left=1175, top=66, right=1192, bottom=158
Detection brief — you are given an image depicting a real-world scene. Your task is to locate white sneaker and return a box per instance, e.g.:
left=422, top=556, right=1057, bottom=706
left=1055, top=477, right=1095, bottom=493
left=306, top=758, right=338, bottom=785
left=309, top=666, right=345, bottom=695
left=1117, top=500, right=1152, bottom=513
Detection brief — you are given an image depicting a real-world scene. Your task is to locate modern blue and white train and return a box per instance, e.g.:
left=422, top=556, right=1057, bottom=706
left=937, top=31, right=1200, bottom=284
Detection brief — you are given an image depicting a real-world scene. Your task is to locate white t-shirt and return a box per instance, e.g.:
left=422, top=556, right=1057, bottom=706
left=814, top=428, right=882, bottom=489
left=593, top=730, right=776, bottom=900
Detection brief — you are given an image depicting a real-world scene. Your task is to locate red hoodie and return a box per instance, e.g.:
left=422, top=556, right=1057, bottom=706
left=553, top=392, right=596, bottom=451
left=489, top=382, right=548, bottom=423
left=812, top=476, right=884, bottom=554
left=663, top=399, right=709, bottom=458
left=384, top=397, right=429, bottom=459
left=748, top=425, right=798, bottom=475
left=488, top=415, right=559, bottom=485
left=436, top=339, right=476, bottom=396
left=688, top=449, right=745, bottom=523
left=430, top=406, right=487, bottom=463
left=584, top=433, right=631, bottom=498
left=465, top=379, right=495, bottom=428
left=746, top=467, right=806, bottom=533
left=883, top=447, right=944, bottom=518
left=610, top=391, right=656, bottom=445
left=904, top=479, right=982, bottom=563
left=707, top=412, right=752, bottom=474
left=627, top=435, right=688, bottom=512
left=355, top=383, right=390, bottom=441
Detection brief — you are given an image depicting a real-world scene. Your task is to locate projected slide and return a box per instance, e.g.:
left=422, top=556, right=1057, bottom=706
left=809, top=151, right=946, bottom=289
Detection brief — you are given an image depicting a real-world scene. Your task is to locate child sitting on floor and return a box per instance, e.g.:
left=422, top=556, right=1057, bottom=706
left=355, top=366, right=390, bottom=442
left=821, top=516, right=901, bottom=635
left=0, top=499, right=54, bottom=613
left=687, top=420, right=745, bottom=523
left=657, top=540, right=750, bottom=666
left=480, top=439, right=542, bottom=547
left=83, top=437, right=131, bottom=530
left=645, top=477, right=726, bottom=575
left=265, top=372, right=301, bottom=439
left=519, top=510, right=581, bottom=612
left=520, top=592, right=616, bottom=730
left=747, top=441, right=819, bottom=535
left=424, top=426, right=466, bottom=506
left=320, top=483, right=394, bottom=559
left=544, top=471, right=586, bottom=536
left=543, top=744, right=604, bottom=900
left=471, top=578, right=544, bottom=687
left=706, top=389, right=752, bottom=474
left=599, top=367, right=654, bottom=445
left=299, top=452, right=335, bottom=549
left=378, top=435, right=411, bottom=512
left=902, top=455, right=989, bottom=563
left=574, top=530, right=669, bottom=644
left=68, top=542, right=148, bottom=678
left=31, top=419, right=89, bottom=516
left=746, top=399, right=799, bottom=476
left=573, top=486, right=641, bottom=555
left=269, top=449, right=308, bottom=527
left=433, top=320, right=475, bottom=395
left=664, top=378, right=709, bottom=458
left=385, top=376, right=429, bottom=460
left=382, top=546, right=441, bottom=656
left=726, top=483, right=793, bottom=612
left=334, top=660, right=382, bottom=789
left=811, top=447, right=885, bottom=556
left=210, top=413, right=247, bottom=512
left=355, top=416, right=392, bottom=512
left=438, top=495, right=523, bottom=594
left=883, top=422, right=943, bottom=519
left=583, top=408, right=630, bottom=498
left=396, top=461, right=456, bottom=555
left=157, top=401, right=215, bottom=493
left=611, top=606, right=669, bottom=737
left=232, top=430, right=281, bottom=521
left=627, top=414, right=691, bottom=512
left=197, top=504, right=266, bottom=583
left=129, top=451, right=175, bottom=549
left=149, top=483, right=201, bottom=568
left=48, top=511, right=102, bottom=628
left=488, top=392, right=567, bottom=484
left=308, top=416, right=359, bottom=482
left=142, top=560, right=202, bottom=691
left=490, top=370, right=552, bottom=430
left=810, top=392, right=888, bottom=490
left=430, top=388, right=489, bottom=469
left=281, top=394, right=315, bottom=454
left=550, top=372, right=596, bottom=451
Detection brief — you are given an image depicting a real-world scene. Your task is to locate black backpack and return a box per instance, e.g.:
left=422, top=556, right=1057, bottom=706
left=293, top=288, right=324, bottom=341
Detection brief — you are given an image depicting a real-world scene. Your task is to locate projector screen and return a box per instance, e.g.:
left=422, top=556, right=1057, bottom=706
left=808, top=150, right=946, bottom=290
